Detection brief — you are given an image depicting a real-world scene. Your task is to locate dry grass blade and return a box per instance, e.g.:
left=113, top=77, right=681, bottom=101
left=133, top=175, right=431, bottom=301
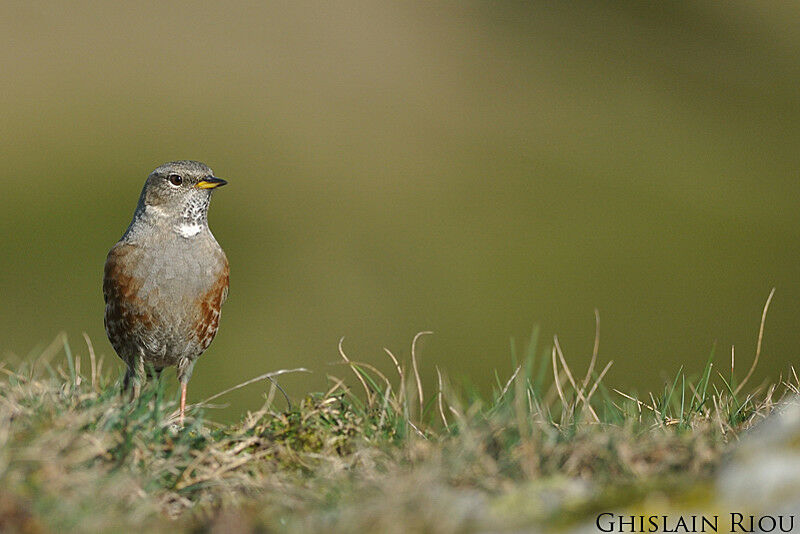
left=614, top=389, right=656, bottom=413
left=581, top=309, right=600, bottom=390
left=335, top=360, right=392, bottom=392
left=377, top=383, right=393, bottom=429
left=712, top=395, right=727, bottom=434
left=324, top=374, right=349, bottom=398
left=499, top=365, right=522, bottom=399
left=335, top=360, right=403, bottom=413
left=407, top=419, right=427, bottom=439
left=74, top=351, right=82, bottom=387
left=789, top=366, right=800, bottom=394
left=551, top=346, right=567, bottom=421
left=383, top=347, right=405, bottom=406
left=0, top=365, right=25, bottom=380
left=554, top=336, right=599, bottom=422
left=543, top=368, right=566, bottom=407
left=31, top=331, right=67, bottom=377
left=383, top=347, right=403, bottom=381
left=584, top=360, right=613, bottom=404
left=436, top=366, right=449, bottom=431
left=648, top=392, right=662, bottom=419
left=735, top=288, right=775, bottom=396
left=82, top=332, right=97, bottom=392
left=339, top=337, right=373, bottom=407
left=197, top=367, right=310, bottom=406
left=411, top=331, right=432, bottom=420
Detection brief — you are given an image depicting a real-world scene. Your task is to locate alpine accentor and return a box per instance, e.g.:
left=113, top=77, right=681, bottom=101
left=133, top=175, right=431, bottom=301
left=103, top=161, right=229, bottom=423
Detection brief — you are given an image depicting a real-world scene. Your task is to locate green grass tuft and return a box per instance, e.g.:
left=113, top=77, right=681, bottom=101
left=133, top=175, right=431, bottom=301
left=0, top=322, right=793, bottom=533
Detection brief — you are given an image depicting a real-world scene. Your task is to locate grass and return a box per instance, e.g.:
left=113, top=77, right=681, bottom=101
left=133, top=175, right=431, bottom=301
left=0, top=296, right=795, bottom=533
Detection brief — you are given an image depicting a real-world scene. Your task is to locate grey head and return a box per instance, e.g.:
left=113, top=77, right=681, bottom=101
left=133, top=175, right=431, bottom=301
left=124, top=160, right=227, bottom=241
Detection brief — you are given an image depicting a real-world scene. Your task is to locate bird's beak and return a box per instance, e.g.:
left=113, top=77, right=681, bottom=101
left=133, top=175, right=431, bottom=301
left=196, top=176, right=228, bottom=189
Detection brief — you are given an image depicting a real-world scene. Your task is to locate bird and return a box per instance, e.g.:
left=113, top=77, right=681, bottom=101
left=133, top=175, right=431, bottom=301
left=103, top=160, right=229, bottom=424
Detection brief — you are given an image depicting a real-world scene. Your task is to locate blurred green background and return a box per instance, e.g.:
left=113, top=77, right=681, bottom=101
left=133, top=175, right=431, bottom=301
left=2, top=2, right=799, bottom=420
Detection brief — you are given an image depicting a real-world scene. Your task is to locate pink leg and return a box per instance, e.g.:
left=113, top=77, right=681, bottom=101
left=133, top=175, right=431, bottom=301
left=180, top=382, right=187, bottom=426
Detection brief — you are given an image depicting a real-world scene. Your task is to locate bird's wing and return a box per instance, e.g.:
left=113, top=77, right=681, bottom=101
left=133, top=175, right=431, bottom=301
left=103, top=242, right=140, bottom=304
left=219, top=251, right=230, bottom=306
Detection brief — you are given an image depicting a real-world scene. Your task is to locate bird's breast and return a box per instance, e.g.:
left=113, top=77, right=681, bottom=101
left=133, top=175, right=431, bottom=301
left=104, top=236, right=228, bottom=359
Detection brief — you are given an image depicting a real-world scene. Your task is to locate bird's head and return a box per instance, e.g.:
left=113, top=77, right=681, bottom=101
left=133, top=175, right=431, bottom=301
left=135, top=161, right=227, bottom=236
left=143, top=160, right=227, bottom=209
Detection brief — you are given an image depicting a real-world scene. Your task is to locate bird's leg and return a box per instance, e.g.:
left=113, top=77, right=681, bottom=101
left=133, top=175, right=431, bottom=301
left=180, top=382, right=188, bottom=426
left=176, top=358, right=195, bottom=426
left=123, top=355, right=146, bottom=402
left=132, top=378, right=142, bottom=403
left=122, top=367, right=131, bottom=393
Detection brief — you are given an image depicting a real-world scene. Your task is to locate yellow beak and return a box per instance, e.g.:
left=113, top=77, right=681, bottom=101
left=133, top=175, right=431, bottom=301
left=196, top=177, right=228, bottom=189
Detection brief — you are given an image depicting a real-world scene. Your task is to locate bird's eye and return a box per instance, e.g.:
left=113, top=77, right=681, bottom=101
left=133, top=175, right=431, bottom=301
left=168, top=174, right=183, bottom=186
